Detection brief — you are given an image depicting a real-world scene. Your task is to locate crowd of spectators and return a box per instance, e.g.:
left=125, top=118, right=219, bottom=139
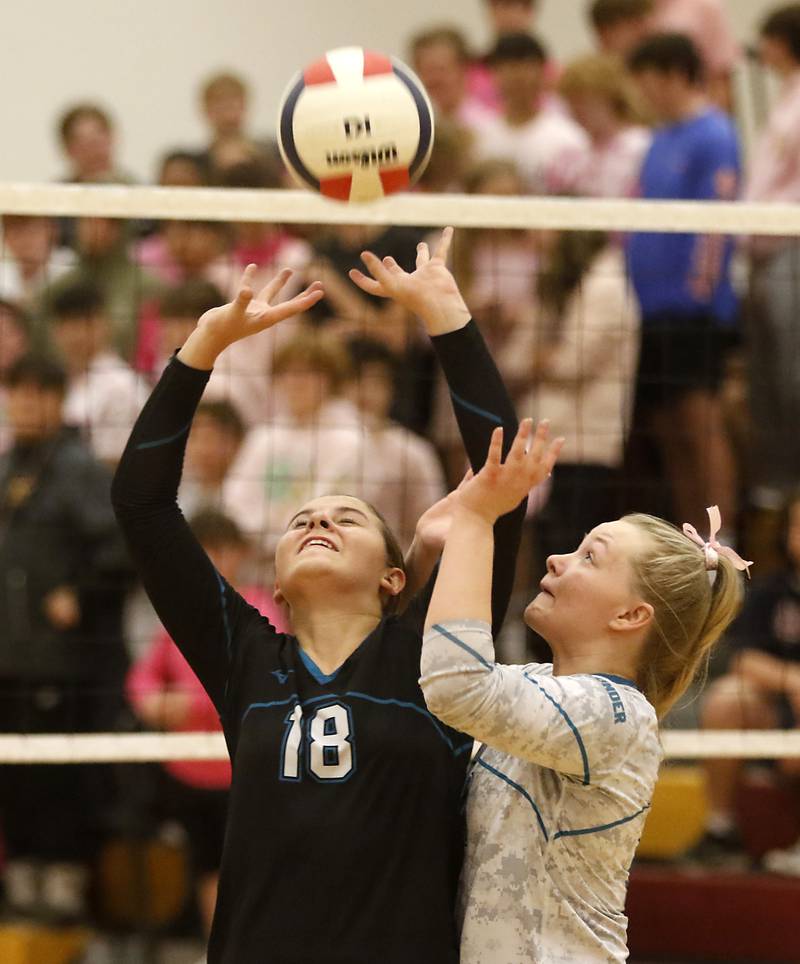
left=2, top=0, right=800, bottom=941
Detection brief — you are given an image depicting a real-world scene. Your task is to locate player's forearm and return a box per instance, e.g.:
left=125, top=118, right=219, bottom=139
left=425, top=508, right=494, bottom=630
left=177, top=325, right=227, bottom=371
left=430, top=320, right=525, bottom=633
left=400, top=535, right=440, bottom=609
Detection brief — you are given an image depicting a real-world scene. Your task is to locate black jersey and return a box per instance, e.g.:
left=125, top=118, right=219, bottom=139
left=112, top=322, right=524, bottom=963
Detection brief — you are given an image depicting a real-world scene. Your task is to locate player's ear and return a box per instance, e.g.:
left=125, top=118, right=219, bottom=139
left=273, top=582, right=286, bottom=608
left=380, top=566, right=406, bottom=599
left=609, top=601, right=653, bottom=634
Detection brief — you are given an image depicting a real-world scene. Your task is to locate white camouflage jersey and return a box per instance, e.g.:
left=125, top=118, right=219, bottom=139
left=420, top=620, right=662, bottom=963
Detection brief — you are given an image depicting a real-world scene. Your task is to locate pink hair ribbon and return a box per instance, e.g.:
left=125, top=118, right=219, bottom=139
left=682, top=506, right=752, bottom=578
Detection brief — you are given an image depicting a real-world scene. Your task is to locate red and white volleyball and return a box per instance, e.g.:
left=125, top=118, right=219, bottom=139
left=277, top=47, right=435, bottom=203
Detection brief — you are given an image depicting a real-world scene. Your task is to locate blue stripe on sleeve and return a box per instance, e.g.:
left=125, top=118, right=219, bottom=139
left=431, top=623, right=494, bottom=671
left=448, top=390, right=503, bottom=427
left=523, top=673, right=591, bottom=786
left=135, top=420, right=193, bottom=450
left=477, top=758, right=549, bottom=840
left=554, top=804, right=650, bottom=840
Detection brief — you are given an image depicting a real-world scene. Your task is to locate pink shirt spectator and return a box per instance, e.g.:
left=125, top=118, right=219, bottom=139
left=745, top=73, right=800, bottom=205
left=553, top=126, right=652, bottom=198
left=651, top=0, right=741, bottom=75
left=127, top=586, right=287, bottom=789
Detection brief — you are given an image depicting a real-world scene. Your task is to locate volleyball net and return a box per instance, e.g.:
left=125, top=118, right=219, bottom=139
left=0, top=183, right=799, bottom=767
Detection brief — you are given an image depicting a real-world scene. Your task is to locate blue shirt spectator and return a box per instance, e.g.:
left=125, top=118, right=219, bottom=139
left=628, top=106, right=740, bottom=324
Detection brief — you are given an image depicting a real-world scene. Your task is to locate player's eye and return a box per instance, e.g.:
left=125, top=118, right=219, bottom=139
left=338, top=517, right=358, bottom=525
left=290, top=518, right=307, bottom=529
left=583, top=551, right=594, bottom=563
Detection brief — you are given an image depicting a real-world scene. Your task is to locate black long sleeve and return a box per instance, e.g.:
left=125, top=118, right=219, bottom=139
left=111, top=357, right=263, bottom=713
left=412, top=320, right=524, bottom=637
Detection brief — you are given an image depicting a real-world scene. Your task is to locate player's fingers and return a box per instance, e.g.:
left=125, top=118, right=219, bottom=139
left=433, top=226, right=454, bottom=262
left=348, top=268, right=389, bottom=298
left=485, top=426, right=503, bottom=467
left=259, top=267, right=294, bottom=304
left=416, top=242, right=431, bottom=268
left=508, top=419, right=533, bottom=463
left=382, top=255, right=405, bottom=276
left=259, top=285, right=325, bottom=327
left=527, top=419, right=551, bottom=464
left=542, top=437, right=565, bottom=478
left=360, top=249, right=394, bottom=285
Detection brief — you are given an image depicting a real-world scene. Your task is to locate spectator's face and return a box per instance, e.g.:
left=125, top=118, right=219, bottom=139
left=413, top=43, right=467, bottom=115
left=632, top=67, right=676, bottom=120
left=493, top=59, right=543, bottom=111
left=2, top=216, right=56, bottom=266
left=165, top=222, right=224, bottom=273
left=205, top=541, right=248, bottom=584
left=758, top=34, right=797, bottom=76
left=160, top=156, right=205, bottom=187
left=76, top=217, right=123, bottom=257
left=595, top=17, right=651, bottom=57
left=350, top=362, right=394, bottom=421
left=64, top=116, right=113, bottom=177
left=160, top=315, right=197, bottom=359
left=486, top=0, right=536, bottom=35
left=204, top=90, right=246, bottom=138
left=0, top=307, right=28, bottom=375
left=6, top=383, right=63, bottom=441
left=53, top=315, right=103, bottom=370
left=564, top=90, right=619, bottom=140
left=185, top=414, right=241, bottom=485
left=275, top=365, right=333, bottom=421
left=474, top=168, right=524, bottom=196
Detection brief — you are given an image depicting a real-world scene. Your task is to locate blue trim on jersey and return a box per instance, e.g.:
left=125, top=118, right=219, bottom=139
left=243, top=691, right=465, bottom=757
left=448, top=390, right=503, bottom=427
left=523, top=673, right=590, bottom=786
left=477, top=758, right=549, bottom=840
left=344, top=691, right=462, bottom=754
left=594, top=673, right=640, bottom=691
left=213, top=569, right=233, bottom=659
left=553, top=804, right=650, bottom=840
left=135, top=420, right=192, bottom=450
left=432, top=624, right=494, bottom=671
left=298, top=647, right=340, bottom=685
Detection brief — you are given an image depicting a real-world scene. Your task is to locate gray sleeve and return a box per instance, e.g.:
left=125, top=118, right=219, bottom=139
left=420, top=619, right=649, bottom=783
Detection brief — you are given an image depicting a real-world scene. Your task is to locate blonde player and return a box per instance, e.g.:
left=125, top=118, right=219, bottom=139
left=420, top=420, right=749, bottom=962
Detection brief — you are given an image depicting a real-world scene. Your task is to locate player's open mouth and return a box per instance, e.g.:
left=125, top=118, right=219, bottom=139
left=299, top=536, right=339, bottom=554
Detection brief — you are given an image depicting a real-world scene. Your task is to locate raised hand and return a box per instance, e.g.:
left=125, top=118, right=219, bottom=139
left=348, top=226, right=471, bottom=336
left=457, top=420, right=564, bottom=525
left=414, top=471, right=473, bottom=554
left=178, top=264, right=324, bottom=369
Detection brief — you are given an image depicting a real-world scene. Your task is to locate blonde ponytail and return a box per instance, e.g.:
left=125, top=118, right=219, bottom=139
left=626, top=514, right=744, bottom=718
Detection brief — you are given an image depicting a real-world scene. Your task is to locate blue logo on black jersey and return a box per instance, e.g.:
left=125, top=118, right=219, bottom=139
left=272, top=669, right=294, bottom=685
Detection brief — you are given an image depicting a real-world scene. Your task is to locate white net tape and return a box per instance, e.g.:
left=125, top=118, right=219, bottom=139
left=0, top=730, right=797, bottom=763
left=1, top=183, right=800, bottom=234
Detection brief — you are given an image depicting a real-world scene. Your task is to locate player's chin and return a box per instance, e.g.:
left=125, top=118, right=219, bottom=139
left=523, top=593, right=551, bottom=628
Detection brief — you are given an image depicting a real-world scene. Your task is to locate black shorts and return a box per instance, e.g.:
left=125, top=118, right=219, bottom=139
left=636, top=313, right=737, bottom=410
left=156, top=769, right=229, bottom=875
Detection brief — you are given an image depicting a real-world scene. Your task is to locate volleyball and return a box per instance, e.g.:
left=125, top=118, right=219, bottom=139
left=277, top=46, right=434, bottom=204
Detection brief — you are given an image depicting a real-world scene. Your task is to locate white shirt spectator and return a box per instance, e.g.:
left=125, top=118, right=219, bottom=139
left=474, top=110, right=589, bottom=194
left=62, top=350, right=150, bottom=463
left=555, top=126, right=652, bottom=199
